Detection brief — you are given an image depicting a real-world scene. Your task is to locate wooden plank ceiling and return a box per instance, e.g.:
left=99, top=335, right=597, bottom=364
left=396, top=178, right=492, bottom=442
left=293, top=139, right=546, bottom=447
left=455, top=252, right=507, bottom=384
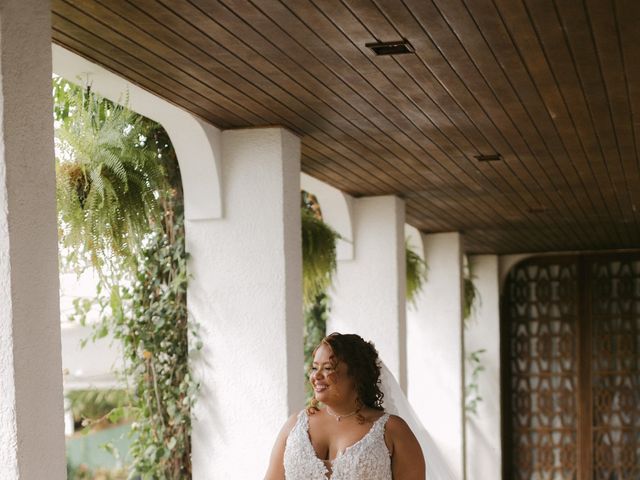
left=52, top=0, right=640, bottom=254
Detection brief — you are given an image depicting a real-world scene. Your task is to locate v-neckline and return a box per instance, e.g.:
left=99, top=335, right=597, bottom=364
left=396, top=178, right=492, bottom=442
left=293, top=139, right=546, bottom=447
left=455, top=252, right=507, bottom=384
left=303, top=410, right=387, bottom=470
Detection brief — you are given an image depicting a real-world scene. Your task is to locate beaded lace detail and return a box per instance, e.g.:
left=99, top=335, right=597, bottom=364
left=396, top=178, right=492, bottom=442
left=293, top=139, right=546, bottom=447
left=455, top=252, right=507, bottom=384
left=283, top=410, right=392, bottom=480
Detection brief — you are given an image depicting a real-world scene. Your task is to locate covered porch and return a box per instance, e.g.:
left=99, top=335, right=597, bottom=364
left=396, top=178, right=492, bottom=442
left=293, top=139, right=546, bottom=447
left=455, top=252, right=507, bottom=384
left=1, top=1, right=638, bottom=479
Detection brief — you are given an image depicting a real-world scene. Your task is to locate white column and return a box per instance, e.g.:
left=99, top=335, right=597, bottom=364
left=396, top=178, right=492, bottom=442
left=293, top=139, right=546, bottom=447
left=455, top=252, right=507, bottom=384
left=407, top=232, right=465, bottom=479
left=0, top=1, right=66, bottom=479
left=188, top=127, right=304, bottom=479
left=465, top=255, right=502, bottom=480
left=328, top=196, right=406, bottom=390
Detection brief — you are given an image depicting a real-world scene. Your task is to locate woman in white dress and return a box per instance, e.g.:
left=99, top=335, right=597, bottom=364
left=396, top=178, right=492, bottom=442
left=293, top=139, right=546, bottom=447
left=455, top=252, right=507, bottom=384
left=264, top=332, right=425, bottom=480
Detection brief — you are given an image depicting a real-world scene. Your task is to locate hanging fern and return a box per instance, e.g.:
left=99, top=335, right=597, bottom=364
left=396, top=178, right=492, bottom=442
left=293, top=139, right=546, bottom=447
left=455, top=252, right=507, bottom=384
left=56, top=77, right=199, bottom=478
left=406, top=239, right=428, bottom=305
left=301, top=198, right=340, bottom=307
left=463, top=257, right=479, bottom=322
left=55, top=79, right=166, bottom=269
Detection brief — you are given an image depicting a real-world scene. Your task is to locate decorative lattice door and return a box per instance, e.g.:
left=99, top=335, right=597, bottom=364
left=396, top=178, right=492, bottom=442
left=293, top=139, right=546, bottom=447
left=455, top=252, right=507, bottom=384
left=502, top=254, right=639, bottom=480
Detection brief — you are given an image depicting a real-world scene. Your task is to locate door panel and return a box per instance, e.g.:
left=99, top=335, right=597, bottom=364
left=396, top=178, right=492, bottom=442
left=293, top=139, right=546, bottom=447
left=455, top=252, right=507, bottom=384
left=503, top=258, right=579, bottom=479
left=589, top=257, right=640, bottom=479
left=503, top=254, right=639, bottom=480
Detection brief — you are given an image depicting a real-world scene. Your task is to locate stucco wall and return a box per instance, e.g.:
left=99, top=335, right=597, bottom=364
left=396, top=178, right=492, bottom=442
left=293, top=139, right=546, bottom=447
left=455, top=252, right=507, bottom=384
left=0, top=1, right=66, bottom=478
left=189, top=127, right=305, bottom=479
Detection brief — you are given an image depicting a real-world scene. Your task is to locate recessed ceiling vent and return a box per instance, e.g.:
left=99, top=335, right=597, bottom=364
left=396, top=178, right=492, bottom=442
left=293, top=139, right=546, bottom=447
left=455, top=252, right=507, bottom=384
left=527, top=205, right=548, bottom=214
left=474, top=153, right=502, bottom=162
left=366, top=39, right=414, bottom=56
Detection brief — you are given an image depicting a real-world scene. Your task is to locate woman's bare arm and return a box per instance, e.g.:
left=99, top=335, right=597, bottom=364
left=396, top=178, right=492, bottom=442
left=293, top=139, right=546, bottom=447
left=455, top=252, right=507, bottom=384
left=263, top=411, right=300, bottom=480
left=386, top=415, right=426, bottom=480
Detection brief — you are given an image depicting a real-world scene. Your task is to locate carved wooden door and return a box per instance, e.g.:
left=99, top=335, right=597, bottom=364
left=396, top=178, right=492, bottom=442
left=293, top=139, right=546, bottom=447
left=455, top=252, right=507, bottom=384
left=502, top=254, right=639, bottom=480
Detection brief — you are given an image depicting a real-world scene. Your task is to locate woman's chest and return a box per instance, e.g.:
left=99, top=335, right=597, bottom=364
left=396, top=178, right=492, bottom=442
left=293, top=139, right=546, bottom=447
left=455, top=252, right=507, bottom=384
left=308, top=422, right=378, bottom=460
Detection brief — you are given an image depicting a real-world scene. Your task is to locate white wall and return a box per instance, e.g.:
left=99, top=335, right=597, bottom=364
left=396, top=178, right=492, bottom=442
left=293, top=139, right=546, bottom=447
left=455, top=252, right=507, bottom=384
left=0, top=1, right=66, bottom=478
left=408, top=232, right=466, bottom=479
left=328, top=196, right=407, bottom=389
left=465, top=255, right=502, bottom=480
left=189, top=127, right=305, bottom=480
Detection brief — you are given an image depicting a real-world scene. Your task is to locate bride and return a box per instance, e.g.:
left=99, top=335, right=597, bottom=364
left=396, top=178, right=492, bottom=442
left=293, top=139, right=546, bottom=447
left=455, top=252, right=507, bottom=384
left=264, top=332, right=433, bottom=479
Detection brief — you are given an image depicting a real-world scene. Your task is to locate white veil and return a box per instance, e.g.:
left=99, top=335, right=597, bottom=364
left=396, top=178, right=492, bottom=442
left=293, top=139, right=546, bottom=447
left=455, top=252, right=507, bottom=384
left=379, top=362, right=456, bottom=480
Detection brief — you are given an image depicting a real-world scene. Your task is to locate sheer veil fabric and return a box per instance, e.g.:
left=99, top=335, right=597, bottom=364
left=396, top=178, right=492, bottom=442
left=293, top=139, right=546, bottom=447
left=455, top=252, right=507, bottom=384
left=379, top=362, right=456, bottom=480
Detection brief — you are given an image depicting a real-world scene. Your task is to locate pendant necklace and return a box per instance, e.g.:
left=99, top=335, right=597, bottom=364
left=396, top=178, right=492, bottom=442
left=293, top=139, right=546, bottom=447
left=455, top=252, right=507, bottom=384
left=326, top=406, right=360, bottom=422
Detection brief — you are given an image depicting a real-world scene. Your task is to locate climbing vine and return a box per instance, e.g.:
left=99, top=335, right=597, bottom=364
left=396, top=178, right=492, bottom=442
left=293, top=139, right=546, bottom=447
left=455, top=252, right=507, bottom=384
left=462, top=257, right=485, bottom=416
left=55, top=77, right=201, bottom=479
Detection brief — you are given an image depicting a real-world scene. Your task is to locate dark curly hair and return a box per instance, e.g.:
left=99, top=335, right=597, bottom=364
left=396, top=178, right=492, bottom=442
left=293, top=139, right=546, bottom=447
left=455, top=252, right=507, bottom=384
left=307, top=332, right=384, bottom=422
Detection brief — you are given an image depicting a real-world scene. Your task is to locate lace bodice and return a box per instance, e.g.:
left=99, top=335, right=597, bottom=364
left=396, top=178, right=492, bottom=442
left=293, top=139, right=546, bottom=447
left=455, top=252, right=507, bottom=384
left=283, top=410, right=392, bottom=480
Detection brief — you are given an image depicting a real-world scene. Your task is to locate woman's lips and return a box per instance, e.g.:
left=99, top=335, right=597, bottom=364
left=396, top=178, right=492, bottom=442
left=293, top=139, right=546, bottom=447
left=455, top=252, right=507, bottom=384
left=314, top=384, right=329, bottom=392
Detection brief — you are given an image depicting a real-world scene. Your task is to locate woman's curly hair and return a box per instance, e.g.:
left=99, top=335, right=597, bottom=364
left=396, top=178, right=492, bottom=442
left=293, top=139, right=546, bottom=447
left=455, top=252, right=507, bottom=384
left=307, top=332, right=384, bottom=422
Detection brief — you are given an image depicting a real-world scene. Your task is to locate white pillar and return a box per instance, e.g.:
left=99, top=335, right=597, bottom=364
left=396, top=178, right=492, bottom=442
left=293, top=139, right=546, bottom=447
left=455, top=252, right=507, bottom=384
left=328, top=196, right=407, bottom=390
left=189, top=127, right=304, bottom=479
left=465, top=255, right=502, bottom=480
left=407, top=232, right=465, bottom=479
left=0, top=1, right=66, bottom=479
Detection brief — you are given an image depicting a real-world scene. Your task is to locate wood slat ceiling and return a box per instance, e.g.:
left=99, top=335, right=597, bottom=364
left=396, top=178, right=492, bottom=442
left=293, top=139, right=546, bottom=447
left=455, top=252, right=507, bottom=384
left=51, top=0, right=640, bottom=254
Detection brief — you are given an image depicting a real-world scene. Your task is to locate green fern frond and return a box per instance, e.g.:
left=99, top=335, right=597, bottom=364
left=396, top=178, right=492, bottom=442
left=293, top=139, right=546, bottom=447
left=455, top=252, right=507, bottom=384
left=55, top=78, right=166, bottom=267
left=406, top=239, right=428, bottom=305
left=301, top=207, right=340, bottom=307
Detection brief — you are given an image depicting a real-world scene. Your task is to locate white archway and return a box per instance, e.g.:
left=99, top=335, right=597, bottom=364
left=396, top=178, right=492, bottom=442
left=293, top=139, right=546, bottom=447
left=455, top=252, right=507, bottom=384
left=301, top=172, right=354, bottom=260
left=52, top=45, right=222, bottom=221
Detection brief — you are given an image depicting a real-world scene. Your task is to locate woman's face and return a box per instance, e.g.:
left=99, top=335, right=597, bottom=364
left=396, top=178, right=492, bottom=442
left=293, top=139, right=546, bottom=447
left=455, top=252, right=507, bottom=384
left=310, top=343, right=357, bottom=405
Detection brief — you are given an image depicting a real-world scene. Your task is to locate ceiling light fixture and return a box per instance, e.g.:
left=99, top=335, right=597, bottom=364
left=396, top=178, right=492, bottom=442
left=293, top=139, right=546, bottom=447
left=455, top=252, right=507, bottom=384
left=366, top=39, right=415, bottom=56
left=474, top=153, right=502, bottom=162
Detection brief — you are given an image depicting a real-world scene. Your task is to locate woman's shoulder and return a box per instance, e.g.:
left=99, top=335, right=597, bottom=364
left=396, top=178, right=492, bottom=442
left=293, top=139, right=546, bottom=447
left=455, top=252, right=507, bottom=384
left=278, top=409, right=305, bottom=436
left=383, top=414, right=414, bottom=438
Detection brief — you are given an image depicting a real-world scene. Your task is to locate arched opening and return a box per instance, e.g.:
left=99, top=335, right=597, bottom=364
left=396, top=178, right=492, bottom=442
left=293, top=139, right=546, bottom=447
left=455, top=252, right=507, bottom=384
left=54, top=75, right=194, bottom=478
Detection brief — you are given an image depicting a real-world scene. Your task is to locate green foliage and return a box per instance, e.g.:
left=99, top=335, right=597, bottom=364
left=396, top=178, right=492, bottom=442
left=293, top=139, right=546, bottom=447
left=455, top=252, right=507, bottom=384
left=465, top=348, right=486, bottom=416
left=463, top=257, right=484, bottom=416
left=66, top=389, right=131, bottom=431
left=301, top=207, right=340, bottom=307
left=301, top=191, right=337, bottom=401
left=54, top=77, right=165, bottom=269
left=303, top=292, right=330, bottom=402
left=463, top=272, right=479, bottom=322
left=55, top=77, right=199, bottom=479
left=67, top=462, right=128, bottom=480
left=405, top=240, right=428, bottom=305
left=102, top=212, right=198, bottom=479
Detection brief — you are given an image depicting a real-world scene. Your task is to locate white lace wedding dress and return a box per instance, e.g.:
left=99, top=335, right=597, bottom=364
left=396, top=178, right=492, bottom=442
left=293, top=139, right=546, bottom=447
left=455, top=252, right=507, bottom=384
left=282, top=362, right=455, bottom=479
left=283, top=409, right=392, bottom=480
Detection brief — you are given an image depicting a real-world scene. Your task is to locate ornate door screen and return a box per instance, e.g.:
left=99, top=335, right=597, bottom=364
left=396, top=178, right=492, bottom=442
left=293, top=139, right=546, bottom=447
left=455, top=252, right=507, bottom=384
left=502, top=254, right=639, bottom=480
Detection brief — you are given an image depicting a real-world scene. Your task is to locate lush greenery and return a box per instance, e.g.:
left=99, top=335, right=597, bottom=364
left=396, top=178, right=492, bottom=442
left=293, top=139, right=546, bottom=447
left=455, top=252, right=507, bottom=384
left=55, top=78, right=165, bottom=270
left=55, top=77, right=200, bottom=479
left=405, top=240, right=428, bottom=305
left=301, top=193, right=340, bottom=307
left=66, top=389, right=130, bottom=431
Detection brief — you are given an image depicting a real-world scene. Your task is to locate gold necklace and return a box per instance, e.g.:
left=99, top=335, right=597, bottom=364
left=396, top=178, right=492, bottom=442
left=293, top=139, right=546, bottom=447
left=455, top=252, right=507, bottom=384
left=326, top=406, right=360, bottom=422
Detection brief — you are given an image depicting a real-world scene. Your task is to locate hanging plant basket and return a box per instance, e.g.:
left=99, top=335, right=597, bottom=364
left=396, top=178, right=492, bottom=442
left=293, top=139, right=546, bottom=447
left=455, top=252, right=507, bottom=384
left=301, top=206, right=341, bottom=307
